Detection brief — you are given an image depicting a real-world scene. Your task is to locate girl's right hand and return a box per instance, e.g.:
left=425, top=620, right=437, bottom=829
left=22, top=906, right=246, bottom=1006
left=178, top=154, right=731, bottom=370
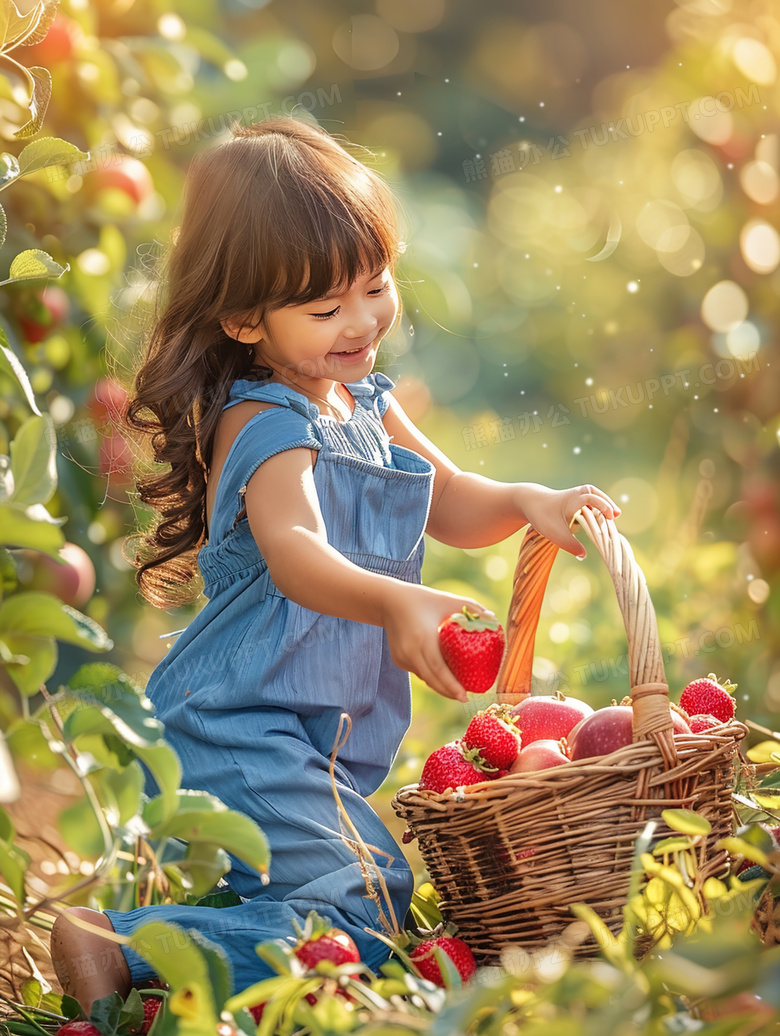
left=380, top=582, right=496, bottom=703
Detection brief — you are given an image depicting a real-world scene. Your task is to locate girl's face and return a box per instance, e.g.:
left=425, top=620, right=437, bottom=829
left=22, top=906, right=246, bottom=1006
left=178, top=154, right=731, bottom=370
left=236, top=265, right=399, bottom=391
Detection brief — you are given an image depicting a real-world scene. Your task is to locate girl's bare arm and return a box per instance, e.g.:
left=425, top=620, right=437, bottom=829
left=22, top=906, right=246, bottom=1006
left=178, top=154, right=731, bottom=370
left=382, top=395, right=620, bottom=556
left=244, top=446, right=490, bottom=702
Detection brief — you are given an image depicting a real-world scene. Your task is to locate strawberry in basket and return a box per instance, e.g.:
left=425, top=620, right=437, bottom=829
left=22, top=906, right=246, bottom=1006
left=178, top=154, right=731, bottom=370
left=420, top=740, right=498, bottom=793
left=438, top=607, right=505, bottom=694
left=463, top=703, right=522, bottom=769
left=679, top=674, right=737, bottom=723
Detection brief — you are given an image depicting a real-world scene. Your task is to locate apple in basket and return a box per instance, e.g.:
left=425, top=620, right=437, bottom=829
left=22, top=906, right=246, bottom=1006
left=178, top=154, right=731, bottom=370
left=568, top=702, right=692, bottom=761
left=510, top=739, right=570, bottom=772
left=509, top=693, right=593, bottom=743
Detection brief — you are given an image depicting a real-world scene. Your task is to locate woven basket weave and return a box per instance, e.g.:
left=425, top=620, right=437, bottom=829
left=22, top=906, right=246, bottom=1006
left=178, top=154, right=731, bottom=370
left=392, top=507, right=747, bottom=962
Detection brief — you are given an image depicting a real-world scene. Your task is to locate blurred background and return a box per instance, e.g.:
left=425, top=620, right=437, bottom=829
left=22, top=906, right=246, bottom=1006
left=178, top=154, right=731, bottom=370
left=1, top=0, right=778, bottom=882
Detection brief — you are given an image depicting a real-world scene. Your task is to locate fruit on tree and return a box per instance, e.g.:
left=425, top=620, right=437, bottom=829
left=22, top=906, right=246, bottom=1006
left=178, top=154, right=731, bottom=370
left=408, top=935, right=476, bottom=987
left=99, top=432, right=134, bottom=484
left=13, top=542, right=96, bottom=608
left=509, top=739, right=570, bottom=772
left=20, top=13, right=79, bottom=66
left=89, top=156, right=154, bottom=206
left=90, top=376, right=129, bottom=426
left=510, top=693, right=593, bottom=743
left=420, top=741, right=496, bottom=793
left=463, top=704, right=521, bottom=769
left=679, top=675, right=737, bottom=724
left=438, top=607, right=505, bottom=693
left=17, top=285, right=70, bottom=343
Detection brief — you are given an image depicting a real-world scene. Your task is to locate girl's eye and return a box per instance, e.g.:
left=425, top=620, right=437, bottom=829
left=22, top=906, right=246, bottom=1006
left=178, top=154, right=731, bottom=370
left=311, top=283, right=390, bottom=320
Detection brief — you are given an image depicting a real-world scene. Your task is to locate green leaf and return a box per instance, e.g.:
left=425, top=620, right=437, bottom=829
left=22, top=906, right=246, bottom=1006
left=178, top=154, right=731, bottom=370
left=0, top=838, right=30, bottom=907
left=58, top=796, right=107, bottom=859
left=1, top=633, right=56, bottom=694
left=134, top=742, right=181, bottom=825
left=747, top=740, right=780, bottom=764
left=717, top=837, right=770, bottom=869
left=177, top=842, right=231, bottom=899
left=0, top=805, right=15, bottom=842
left=652, top=836, right=695, bottom=855
left=0, top=504, right=64, bottom=554
left=0, top=339, right=41, bottom=414
left=0, top=152, right=19, bottom=188
left=661, top=809, right=712, bottom=837
left=89, top=991, right=125, bottom=1036
left=0, top=593, right=111, bottom=650
left=14, top=65, right=52, bottom=139
left=7, top=248, right=67, bottom=282
left=62, top=664, right=163, bottom=748
left=127, top=922, right=227, bottom=1021
left=0, top=729, right=19, bottom=799
left=93, top=762, right=145, bottom=828
left=2, top=1, right=47, bottom=51
left=20, top=977, right=43, bottom=1008
left=9, top=414, right=57, bottom=507
left=0, top=547, right=18, bottom=597
left=148, top=793, right=270, bottom=878
left=17, top=137, right=89, bottom=179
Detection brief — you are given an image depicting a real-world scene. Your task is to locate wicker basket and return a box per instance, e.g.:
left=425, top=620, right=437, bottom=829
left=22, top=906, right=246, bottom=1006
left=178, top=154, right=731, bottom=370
left=392, top=507, right=747, bottom=963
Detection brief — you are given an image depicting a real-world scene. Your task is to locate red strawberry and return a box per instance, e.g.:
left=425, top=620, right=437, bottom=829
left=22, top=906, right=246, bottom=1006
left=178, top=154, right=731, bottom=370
left=56, top=1025, right=103, bottom=1036
left=291, top=912, right=361, bottom=1005
left=248, top=1003, right=265, bottom=1023
left=679, top=674, right=737, bottom=723
left=689, top=714, right=720, bottom=733
left=463, top=704, right=522, bottom=769
left=438, top=607, right=505, bottom=694
left=409, top=936, right=477, bottom=986
left=294, top=929, right=361, bottom=970
left=420, top=741, right=497, bottom=793
left=140, top=998, right=162, bottom=1035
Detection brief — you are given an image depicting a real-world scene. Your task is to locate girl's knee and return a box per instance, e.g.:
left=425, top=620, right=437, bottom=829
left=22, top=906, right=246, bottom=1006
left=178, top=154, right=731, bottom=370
left=51, top=908, right=131, bottom=1010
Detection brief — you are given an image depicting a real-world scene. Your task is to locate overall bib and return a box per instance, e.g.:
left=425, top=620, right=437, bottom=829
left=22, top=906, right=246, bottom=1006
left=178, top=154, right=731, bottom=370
left=105, top=372, right=435, bottom=992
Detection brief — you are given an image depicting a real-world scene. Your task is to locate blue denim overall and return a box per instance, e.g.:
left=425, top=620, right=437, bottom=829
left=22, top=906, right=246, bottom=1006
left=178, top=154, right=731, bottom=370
left=104, top=372, right=434, bottom=993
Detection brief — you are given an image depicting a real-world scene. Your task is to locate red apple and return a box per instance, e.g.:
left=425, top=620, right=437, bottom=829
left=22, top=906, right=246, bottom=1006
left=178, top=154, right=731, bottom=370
left=569, top=703, right=690, bottom=760
left=13, top=542, right=96, bottom=608
left=19, top=14, right=79, bottom=66
left=510, top=739, right=570, bottom=772
left=568, top=706, right=633, bottom=760
left=90, top=376, right=129, bottom=425
left=99, top=432, right=134, bottom=484
left=90, top=157, right=154, bottom=206
left=510, top=694, right=593, bottom=743
left=17, top=285, right=70, bottom=343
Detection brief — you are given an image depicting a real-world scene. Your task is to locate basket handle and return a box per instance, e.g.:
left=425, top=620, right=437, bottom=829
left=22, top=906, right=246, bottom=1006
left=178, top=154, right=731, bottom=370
left=496, top=507, right=677, bottom=763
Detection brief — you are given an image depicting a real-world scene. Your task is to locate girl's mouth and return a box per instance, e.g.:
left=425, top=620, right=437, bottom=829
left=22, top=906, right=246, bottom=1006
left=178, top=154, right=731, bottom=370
left=330, top=341, right=374, bottom=363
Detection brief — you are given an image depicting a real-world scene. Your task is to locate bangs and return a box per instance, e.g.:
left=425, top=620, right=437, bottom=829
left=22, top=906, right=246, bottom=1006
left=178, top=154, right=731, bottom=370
left=244, top=136, right=402, bottom=312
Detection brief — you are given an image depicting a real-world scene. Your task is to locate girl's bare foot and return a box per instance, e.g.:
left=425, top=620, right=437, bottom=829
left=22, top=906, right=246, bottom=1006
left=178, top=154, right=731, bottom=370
left=50, top=908, right=132, bottom=1014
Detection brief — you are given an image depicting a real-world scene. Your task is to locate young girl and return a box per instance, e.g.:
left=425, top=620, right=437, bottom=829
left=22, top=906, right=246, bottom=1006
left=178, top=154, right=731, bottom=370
left=50, top=115, right=619, bottom=1008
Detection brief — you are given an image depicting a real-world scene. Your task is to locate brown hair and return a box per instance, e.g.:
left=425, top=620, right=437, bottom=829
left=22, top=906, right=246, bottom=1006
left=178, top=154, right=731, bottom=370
left=122, top=115, right=405, bottom=609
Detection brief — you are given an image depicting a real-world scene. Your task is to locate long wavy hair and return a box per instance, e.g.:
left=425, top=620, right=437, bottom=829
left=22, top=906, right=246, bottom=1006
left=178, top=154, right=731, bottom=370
left=122, top=116, right=405, bottom=609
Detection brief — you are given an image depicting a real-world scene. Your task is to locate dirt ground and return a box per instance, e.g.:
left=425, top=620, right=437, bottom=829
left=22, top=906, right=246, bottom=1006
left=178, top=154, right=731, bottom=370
left=1, top=761, right=83, bottom=1006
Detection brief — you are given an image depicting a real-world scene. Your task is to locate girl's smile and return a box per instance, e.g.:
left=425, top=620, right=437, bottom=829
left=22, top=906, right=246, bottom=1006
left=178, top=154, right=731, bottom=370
left=226, top=265, right=399, bottom=401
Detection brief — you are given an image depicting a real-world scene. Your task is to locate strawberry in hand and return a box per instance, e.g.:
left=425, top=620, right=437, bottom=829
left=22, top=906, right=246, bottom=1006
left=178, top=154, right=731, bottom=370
left=438, top=607, right=505, bottom=694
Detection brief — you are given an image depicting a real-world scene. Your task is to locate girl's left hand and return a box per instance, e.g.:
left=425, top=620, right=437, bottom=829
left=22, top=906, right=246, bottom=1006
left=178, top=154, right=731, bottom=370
left=521, top=484, right=621, bottom=559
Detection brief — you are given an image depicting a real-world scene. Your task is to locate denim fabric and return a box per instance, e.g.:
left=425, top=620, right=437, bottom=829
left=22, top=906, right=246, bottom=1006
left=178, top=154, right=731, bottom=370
left=105, top=372, right=434, bottom=993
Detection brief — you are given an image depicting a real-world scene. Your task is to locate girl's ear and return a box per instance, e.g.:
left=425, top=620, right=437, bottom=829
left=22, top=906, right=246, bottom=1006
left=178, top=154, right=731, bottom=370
left=220, top=313, right=264, bottom=343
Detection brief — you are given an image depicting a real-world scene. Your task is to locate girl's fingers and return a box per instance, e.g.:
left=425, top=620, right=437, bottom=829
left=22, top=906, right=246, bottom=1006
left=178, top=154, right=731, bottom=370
left=571, top=489, right=621, bottom=521
left=418, top=649, right=469, bottom=703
